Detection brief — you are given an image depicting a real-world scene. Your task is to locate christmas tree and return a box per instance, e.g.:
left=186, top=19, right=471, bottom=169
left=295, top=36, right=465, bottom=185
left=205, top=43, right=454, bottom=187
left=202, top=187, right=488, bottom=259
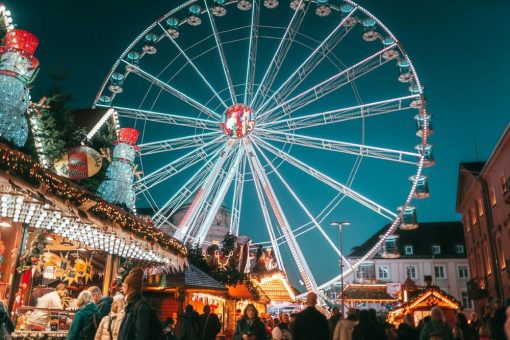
left=97, top=128, right=139, bottom=211
left=0, top=29, right=39, bottom=147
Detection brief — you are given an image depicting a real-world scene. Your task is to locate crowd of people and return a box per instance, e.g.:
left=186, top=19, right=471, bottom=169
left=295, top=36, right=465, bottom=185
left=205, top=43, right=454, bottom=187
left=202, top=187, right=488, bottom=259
left=1, top=278, right=510, bottom=340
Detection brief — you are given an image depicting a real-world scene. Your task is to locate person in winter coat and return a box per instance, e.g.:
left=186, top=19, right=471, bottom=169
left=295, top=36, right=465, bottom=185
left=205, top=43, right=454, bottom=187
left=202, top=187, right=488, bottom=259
left=0, top=301, right=14, bottom=335
left=333, top=309, right=358, bottom=340
left=396, top=314, right=419, bottom=340
left=118, top=268, right=162, bottom=340
left=234, top=304, right=268, bottom=340
left=455, top=313, right=476, bottom=340
left=67, top=290, right=100, bottom=340
left=26, top=283, right=68, bottom=329
left=419, top=307, right=453, bottom=340
left=292, top=292, right=330, bottom=340
left=352, top=310, right=382, bottom=340
left=178, top=304, right=200, bottom=340
left=89, top=286, right=113, bottom=318
left=272, top=313, right=292, bottom=340
left=198, top=304, right=221, bottom=340
left=94, top=294, right=125, bottom=340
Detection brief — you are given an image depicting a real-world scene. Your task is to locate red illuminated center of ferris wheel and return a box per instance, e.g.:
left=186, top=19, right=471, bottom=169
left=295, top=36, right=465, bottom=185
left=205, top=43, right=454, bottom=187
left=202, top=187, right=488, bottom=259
left=221, top=104, right=256, bottom=139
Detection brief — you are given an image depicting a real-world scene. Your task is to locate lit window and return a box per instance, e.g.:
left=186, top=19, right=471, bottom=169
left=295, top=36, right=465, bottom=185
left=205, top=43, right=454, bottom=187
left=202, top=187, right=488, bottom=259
left=490, top=187, right=497, bottom=207
left=497, top=238, right=506, bottom=270
left=464, top=216, right=471, bottom=233
left=501, top=176, right=508, bottom=193
left=406, top=265, right=418, bottom=279
left=477, top=199, right=484, bottom=217
left=377, top=266, right=390, bottom=280
left=404, top=245, right=413, bottom=255
left=434, top=265, right=446, bottom=279
left=470, top=207, right=477, bottom=225
left=455, top=244, right=465, bottom=254
left=458, top=265, right=469, bottom=279
left=461, top=291, right=473, bottom=309
left=432, top=245, right=441, bottom=255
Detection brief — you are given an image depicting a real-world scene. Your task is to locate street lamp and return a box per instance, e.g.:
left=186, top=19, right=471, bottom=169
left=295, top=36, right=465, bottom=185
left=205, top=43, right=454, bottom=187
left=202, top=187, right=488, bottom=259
left=330, top=221, right=351, bottom=318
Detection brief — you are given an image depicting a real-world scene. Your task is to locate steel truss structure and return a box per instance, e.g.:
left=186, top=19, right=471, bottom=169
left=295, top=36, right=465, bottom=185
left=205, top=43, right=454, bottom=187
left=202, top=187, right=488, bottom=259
left=95, top=0, right=432, bottom=293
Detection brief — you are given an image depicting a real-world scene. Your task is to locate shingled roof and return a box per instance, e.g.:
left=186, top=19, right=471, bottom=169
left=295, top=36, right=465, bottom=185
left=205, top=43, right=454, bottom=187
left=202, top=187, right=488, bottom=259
left=164, top=264, right=227, bottom=290
left=349, top=222, right=466, bottom=259
left=343, top=284, right=397, bottom=302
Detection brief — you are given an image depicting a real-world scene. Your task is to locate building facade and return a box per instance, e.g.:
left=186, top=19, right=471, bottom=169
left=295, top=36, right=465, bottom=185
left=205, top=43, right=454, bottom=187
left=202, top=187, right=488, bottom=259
left=347, top=222, right=473, bottom=313
left=456, top=124, right=510, bottom=314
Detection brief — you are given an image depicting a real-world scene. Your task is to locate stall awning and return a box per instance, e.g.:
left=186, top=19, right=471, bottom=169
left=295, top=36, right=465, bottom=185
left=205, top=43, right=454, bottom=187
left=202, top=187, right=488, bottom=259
left=0, top=144, right=186, bottom=268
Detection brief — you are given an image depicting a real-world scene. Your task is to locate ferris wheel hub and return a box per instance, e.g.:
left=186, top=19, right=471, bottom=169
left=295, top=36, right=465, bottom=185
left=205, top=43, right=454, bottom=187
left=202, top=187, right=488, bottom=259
left=220, top=104, right=256, bottom=139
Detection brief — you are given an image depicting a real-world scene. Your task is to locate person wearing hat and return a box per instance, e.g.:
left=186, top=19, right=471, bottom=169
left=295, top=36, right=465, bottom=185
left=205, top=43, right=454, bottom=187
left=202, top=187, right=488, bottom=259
left=118, top=268, right=163, bottom=340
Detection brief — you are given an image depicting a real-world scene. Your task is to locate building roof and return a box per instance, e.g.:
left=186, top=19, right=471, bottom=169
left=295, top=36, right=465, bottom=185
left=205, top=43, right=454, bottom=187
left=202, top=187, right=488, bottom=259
left=459, top=162, right=485, bottom=175
left=343, top=284, right=397, bottom=302
left=164, top=264, right=227, bottom=291
left=348, top=222, right=466, bottom=259
left=252, top=269, right=296, bottom=302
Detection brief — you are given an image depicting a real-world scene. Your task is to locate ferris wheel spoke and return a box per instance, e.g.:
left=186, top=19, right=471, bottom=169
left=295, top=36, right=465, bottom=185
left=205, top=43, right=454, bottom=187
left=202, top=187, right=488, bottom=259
left=194, top=146, right=243, bottom=242
left=179, top=140, right=236, bottom=242
left=251, top=141, right=352, bottom=269
left=250, top=0, right=310, bottom=109
left=245, top=138, right=317, bottom=292
left=258, top=45, right=397, bottom=123
left=245, top=146, right=285, bottom=270
left=97, top=105, right=219, bottom=131
left=157, top=22, right=228, bottom=109
left=230, top=149, right=247, bottom=236
left=203, top=0, right=236, bottom=105
left=260, top=94, right=420, bottom=131
left=255, top=129, right=420, bottom=165
left=134, top=136, right=225, bottom=195
left=243, top=0, right=260, bottom=105
left=253, top=135, right=397, bottom=221
left=139, top=131, right=222, bottom=156
left=121, top=59, right=220, bottom=120
left=256, top=8, right=357, bottom=113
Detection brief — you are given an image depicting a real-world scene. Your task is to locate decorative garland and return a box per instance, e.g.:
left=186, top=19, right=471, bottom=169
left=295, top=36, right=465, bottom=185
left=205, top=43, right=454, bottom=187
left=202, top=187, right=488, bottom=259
left=0, top=143, right=187, bottom=257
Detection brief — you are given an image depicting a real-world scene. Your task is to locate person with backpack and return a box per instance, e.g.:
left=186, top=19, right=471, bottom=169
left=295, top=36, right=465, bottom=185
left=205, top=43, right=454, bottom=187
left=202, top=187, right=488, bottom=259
left=177, top=304, right=200, bottom=340
left=67, top=290, right=101, bottom=340
left=118, top=267, right=164, bottom=340
left=94, top=294, right=125, bottom=340
left=198, top=305, right=221, bottom=340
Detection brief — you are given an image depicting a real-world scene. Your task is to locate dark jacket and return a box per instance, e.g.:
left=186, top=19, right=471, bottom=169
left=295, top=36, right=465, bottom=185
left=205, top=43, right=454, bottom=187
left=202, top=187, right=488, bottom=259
left=234, top=317, right=268, bottom=340
left=419, top=320, right=452, bottom=340
left=292, top=307, right=329, bottom=340
left=118, top=293, right=159, bottom=340
left=66, top=302, right=99, bottom=340
left=328, top=314, right=341, bottom=340
left=199, top=312, right=221, bottom=340
left=0, top=311, right=14, bottom=333
left=177, top=310, right=200, bottom=340
left=96, top=296, right=113, bottom=318
left=397, top=323, right=419, bottom=340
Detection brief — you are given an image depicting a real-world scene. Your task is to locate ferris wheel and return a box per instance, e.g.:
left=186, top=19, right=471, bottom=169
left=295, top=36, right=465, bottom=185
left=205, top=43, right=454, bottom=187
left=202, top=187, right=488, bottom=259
left=94, top=0, right=433, bottom=292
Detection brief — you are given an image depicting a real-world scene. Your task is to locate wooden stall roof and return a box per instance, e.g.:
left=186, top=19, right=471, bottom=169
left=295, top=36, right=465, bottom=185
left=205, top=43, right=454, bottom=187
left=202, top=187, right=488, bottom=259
left=343, top=284, right=397, bottom=302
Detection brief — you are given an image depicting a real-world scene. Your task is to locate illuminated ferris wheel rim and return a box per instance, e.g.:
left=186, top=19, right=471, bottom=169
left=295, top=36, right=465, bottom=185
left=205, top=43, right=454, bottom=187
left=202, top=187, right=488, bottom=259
left=93, top=0, right=432, bottom=292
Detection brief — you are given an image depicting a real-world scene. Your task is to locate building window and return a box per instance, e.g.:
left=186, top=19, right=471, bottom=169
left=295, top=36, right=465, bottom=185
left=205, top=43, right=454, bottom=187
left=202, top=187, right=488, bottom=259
left=455, top=244, right=465, bottom=254
left=497, top=238, right=506, bottom=270
left=477, top=199, right=484, bottom=217
left=501, top=176, right=508, bottom=193
left=432, top=245, right=441, bottom=255
left=470, top=207, right=477, bottom=225
left=464, top=216, right=471, bottom=233
left=434, top=265, right=446, bottom=279
left=461, top=291, right=473, bottom=309
left=404, top=245, right=413, bottom=255
left=405, top=265, right=418, bottom=279
left=483, top=242, right=492, bottom=275
left=377, top=266, right=390, bottom=280
left=458, top=265, right=469, bottom=279
left=490, top=187, right=497, bottom=206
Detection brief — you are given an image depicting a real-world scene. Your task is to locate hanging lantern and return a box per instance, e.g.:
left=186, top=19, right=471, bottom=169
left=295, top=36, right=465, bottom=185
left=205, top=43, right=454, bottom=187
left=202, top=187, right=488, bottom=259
left=212, top=0, right=227, bottom=16
left=362, top=18, right=378, bottom=42
left=398, top=206, right=418, bottom=230
left=164, top=17, right=180, bottom=38
left=188, top=5, right=202, bottom=26
left=316, top=0, right=331, bottom=16
left=290, top=0, right=304, bottom=11
left=382, top=37, right=399, bottom=60
left=414, top=112, right=433, bottom=137
left=415, top=144, right=435, bottom=167
left=397, top=59, right=413, bottom=83
left=108, top=72, right=125, bottom=94
left=125, top=51, right=140, bottom=72
left=264, top=0, right=279, bottom=9
left=143, top=33, right=158, bottom=54
left=410, top=175, right=430, bottom=199
left=380, top=235, right=400, bottom=258
left=237, top=0, right=252, bottom=11
left=340, top=4, right=356, bottom=27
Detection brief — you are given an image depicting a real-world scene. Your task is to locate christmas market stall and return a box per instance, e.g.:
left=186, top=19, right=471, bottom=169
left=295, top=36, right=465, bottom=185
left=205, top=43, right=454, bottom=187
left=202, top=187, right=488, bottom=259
left=342, top=283, right=399, bottom=312
left=387, top=285, right=461, bottom=327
